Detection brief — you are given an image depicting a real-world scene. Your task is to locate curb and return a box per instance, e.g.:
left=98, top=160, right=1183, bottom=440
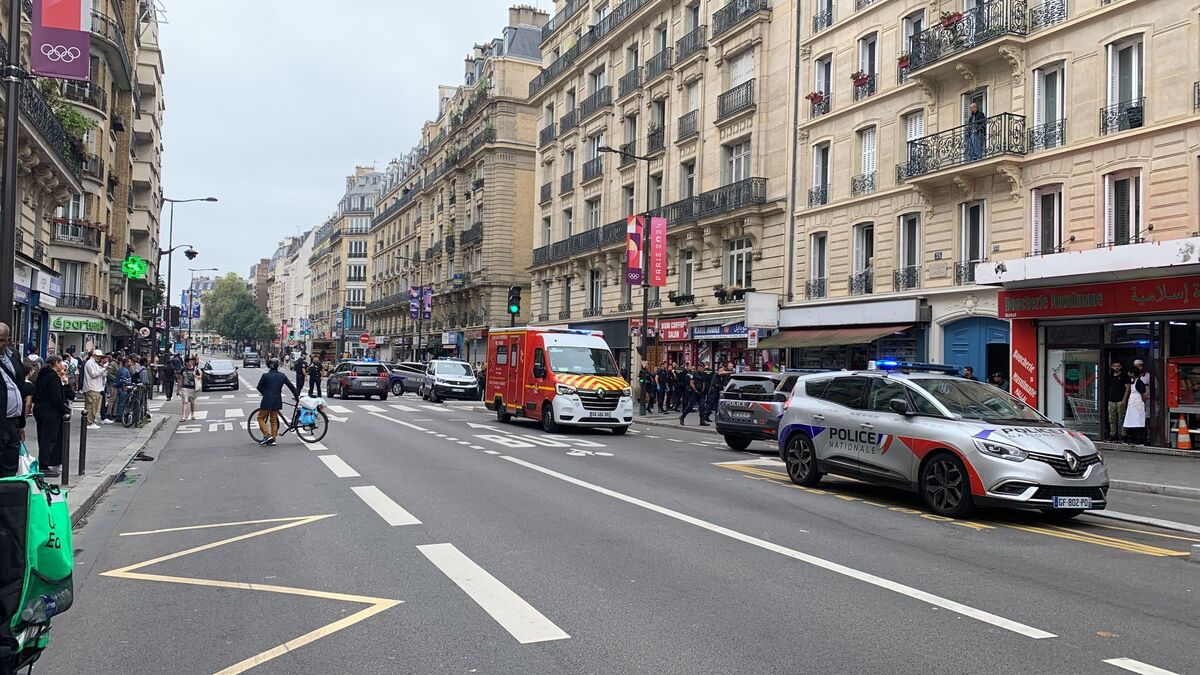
left=634, top=416, right=722, bottom=436
left=1088, top=509, right=1200, bottom=536
left=69, top=415, right=171, bottom=526
left=1109, top=480, right=1200, bottom=501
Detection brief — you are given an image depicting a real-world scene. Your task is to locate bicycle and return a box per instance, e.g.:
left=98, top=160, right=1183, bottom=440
left=122, top=383, right=151, bottom=428
left=247, top=398, right=329, bottom=444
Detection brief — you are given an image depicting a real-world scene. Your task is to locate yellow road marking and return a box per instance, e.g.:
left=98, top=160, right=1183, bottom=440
left=1000, top=523, right=1187, bottom=557
left=1088, top=522, right=1200, bottom=543
left=102, top=514, right=402, bottom=674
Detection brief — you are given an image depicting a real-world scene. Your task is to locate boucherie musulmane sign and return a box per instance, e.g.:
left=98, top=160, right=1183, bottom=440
left=51, top=315, right=107, bottom=333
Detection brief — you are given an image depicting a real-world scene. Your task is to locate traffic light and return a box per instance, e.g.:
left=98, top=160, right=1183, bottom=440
left=169, top=305, right=181, bottom=328
left=506, top=286, right=521, bottom=316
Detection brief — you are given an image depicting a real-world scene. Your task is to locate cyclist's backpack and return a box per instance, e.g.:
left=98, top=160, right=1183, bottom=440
left=298, top=397, right=321, bottom=425
left=0, top=475, right=74, bottom=670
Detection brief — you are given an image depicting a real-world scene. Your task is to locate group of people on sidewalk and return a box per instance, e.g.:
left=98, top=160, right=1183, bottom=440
left=637, top=360, right=733, bottom=427
left=1106, top=358, right=1153, bottom=444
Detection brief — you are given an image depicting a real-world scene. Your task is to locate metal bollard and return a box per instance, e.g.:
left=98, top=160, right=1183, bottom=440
left=59, top=413, right=72, bottom=487
left=78, top=409, right=88, bottom=477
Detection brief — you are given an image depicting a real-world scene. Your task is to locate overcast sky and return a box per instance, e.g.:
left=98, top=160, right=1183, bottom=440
left=158, top=0, right=547, bottom=294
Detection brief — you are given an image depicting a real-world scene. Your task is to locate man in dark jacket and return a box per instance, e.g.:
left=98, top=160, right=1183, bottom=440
left=307, top=357, right=323, bottom=397
left=33, top=354, right=72, bottom=477
left=293, top=354, right=307, bottom=394
left=0, top=323, right=29, bottom=477
left=255, top=358, right=298, bottom=447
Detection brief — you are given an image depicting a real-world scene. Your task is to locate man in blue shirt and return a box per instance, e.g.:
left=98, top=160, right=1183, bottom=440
left=115, top=358, right=132, bottom=423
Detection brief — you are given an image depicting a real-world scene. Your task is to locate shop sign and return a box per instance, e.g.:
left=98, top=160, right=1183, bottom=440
left=747, top=329, right=759, bottom=349
left=464, top=328, right=487, bottom=341
left=14, top=265, right=31, bottom=305
left=744, top=292, right=779, bottom=329
left=50, top=314, right=107, bottom=333
left=692, top=321, right=749, bottom=340
left=658, top=318, right=690, bottom=342
left=1009, top=319, right=1039, bottom=408
left=33, top=270, right=62, bottom=298
left=1000, top=273, right=1200, bottom=319
left=628, top=317, right=657, bottom=338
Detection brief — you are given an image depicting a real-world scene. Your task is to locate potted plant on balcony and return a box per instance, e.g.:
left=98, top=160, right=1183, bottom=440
left=851, top=70, right=870, bottom=87
left=897, top=53, right=911, bottom=68
left=804, top=91, right=825, bottom=105
left=939, top=10, right=964, bottom=28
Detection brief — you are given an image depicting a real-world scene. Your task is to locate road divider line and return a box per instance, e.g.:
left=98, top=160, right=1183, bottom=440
left=367, top=411, right=427, bottom=432
left=484, top=450, right=501, bottom=455
left=326, top=405, right=352, bottom=414
left=225, top=408, right=244, bottom=419
left=306, top=442, right=328, bottom=451
left=317, top=455, right=360, bottom=478
left=422, top=405, right=452, bottom=413
left=351, top=486, right=421, bottom=526
left=1103, top=658, right=1179, bottom=674
left=417, top=543, right=570, bottom=644
left=389, top=404, right=418, bottom=412
left=499, top=455, right=1056, bottom=641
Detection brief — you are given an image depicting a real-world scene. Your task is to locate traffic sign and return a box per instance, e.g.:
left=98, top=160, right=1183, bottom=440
left=359, top=332, right=371, bottom=345
left=747, top=328, right=759, bottom=349
left=137, top=327, right=150, bottom=338
left=367, top=338, right=377, bottom=349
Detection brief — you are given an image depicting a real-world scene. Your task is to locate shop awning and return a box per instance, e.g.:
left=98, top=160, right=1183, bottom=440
left=757, top=325, right=913, bottom=349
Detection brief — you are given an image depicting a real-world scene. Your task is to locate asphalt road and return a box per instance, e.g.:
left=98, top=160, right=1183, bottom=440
left=39, top=375, right=1200, bottom=674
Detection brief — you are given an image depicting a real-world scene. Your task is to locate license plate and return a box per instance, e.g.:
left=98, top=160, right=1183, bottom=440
left=360, top=382, right=378, bottom=388
left=453, top=388, right=466, bottom=393
left=1052, top=496, right=1092, bottom=509
left=587, top=411, right=610, bottom=418
left=728, top=411, right=752, bottom=420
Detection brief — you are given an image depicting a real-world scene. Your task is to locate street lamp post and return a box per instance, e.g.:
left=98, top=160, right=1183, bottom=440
left=160, top=197, right=217, bottom=353
left=186, top=267, right=217, bottom=359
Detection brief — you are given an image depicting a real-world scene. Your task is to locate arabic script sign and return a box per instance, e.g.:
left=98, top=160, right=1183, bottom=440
left=999, top=274, right=1200, bottom=319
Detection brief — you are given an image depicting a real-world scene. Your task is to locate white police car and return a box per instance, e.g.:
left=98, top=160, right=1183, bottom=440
left=777, top=361, right=1109, bottom=518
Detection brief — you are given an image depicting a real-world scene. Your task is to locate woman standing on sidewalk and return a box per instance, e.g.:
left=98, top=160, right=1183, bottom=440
left=32, top=355, right=72, bottom=478
left=177, top=356, right=200, bottom=421
left=1123, top=361, right=1150, bottom=444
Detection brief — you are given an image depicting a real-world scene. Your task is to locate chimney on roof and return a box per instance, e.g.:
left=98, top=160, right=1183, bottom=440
left=509, top=4, right=548, bottom=29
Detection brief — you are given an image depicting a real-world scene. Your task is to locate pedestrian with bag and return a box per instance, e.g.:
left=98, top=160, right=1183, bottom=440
left=177, top=356, right=200, bottom=421
left=0, top=322, right=29, bottom=478
left=82, top=350, right=107, bottom=429
left=32, top=355, right=72, bottom=478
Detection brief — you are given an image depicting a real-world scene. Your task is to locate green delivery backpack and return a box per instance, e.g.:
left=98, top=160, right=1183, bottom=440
left=0, top=474, right=74, bottom=672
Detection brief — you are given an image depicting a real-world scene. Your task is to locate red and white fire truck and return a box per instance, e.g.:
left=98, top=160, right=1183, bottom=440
left=485, top=327, right=633, bottom=434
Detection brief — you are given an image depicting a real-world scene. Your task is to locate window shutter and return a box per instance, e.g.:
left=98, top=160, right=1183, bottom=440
left=853, top=226, right=866, bottom=272
left=861, top=127, right=877, bottom=174
left=1032, top=69, right=1044, bottom=126
left=1030, top=189, right=1042, bottom=254
left=1045, top=70, right=1059, bottom=123
left=1103, top=175, right=1115, bottom=244
left=907, top=110, right=924, bottom=141
left=1133, top=174, right=1142, bottom=239
left=1106, top=44, right=1117, bottom=107
left=961, top=95, right=972, bottom=124
left=1041, top=192, right=1058, bottom=253
left=1133, top=41, right=1143, bottom=100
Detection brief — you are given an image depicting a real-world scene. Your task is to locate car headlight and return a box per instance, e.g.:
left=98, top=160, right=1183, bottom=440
left=621, top=387, right=632, bottom=397
left=973, top=438, right=1028, bottom=462
left=556, top=383, right=577, bottom=395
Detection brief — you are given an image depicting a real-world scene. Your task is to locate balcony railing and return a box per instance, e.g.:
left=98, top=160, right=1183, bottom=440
left=1099, top=98, right=1144, bottom=135
left=852, top=73, right=877, bottom=101
left=582, top=156, right=604, bottom=182
left=1029, top=0, right=1067, bottom=31
left=560, top=108, right=580, bottom=134
left=617, top=302, right=633, bottom=312
left=529, top=0, right=652, bottom=98
left=1028, top=118, right=1066, bottom=151
left=907, top=0, right=1028, bottom=72
left=676, top=25, right=707, bottom=62
left=850, top=172, right=875, bottom=196
left=82, top=153, right=104, bottom=180
left=540, top=122, right=557, bottom=146
left=579, top=87, right=613, bottom=119
left=536, top=313, right=550, bottom=322
left=717, top=79, right=755, bottom=120
left=558, top=309, right=573, bottom=320
left=52, top=220, right=101, bottom=249
left=714, top=0, right=769, bottom=37
left=583, top=307, right=603, bottom=318
left=955, top=259, right=984, bottom=285
left=533, top=245, right=550, bottom=265
left=808, top=184, right=828, bottom=206
left=619, top=141, right=637, bottom=166
left=569, top=227, right=602, bottom=253
left=810, top=93, right=831, bottom=117
left=61, top=81, right=107, bottom=111
left=855, top=0, right=876, bottom=9
left=540, top=182, right=553, bottom=204
left=849, top=270, right=874, bottom=295
left=893, top=265, right=921, bottom=291
left=541, top=0, right=585, bottom=42
left=14, top=77, right=83, bottom=177
left=551, top=239, right=571, bottom=260
left=460, top=221, right=483, bottom=246
left=646, top=48, right=672, bottom=80
left=60, top=293, right=99, bottom=311
left=678, top=110, right=698, bottom=140
left=90, top=9, right=133, bottom=83
left=647, top=127, right=665, bottom=153
left=619, top=67, right=642, bottom=98
left=560, top=171, right=575, bottom=194
left=650, top=177, right=768, bottom=225
left=896, top=113, right=1026, bottom=180
left=805, top=278, right=827, bottom=300
left=812, top=7, right=834, bottom=32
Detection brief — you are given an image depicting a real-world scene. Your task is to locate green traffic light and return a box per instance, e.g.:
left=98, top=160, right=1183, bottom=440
left=508, top=304, right=519, bottom=314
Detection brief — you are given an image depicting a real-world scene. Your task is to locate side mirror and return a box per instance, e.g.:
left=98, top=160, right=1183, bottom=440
left=533, top=364, right=547, bottom=379
left=889, top=397, right=913, bottom=416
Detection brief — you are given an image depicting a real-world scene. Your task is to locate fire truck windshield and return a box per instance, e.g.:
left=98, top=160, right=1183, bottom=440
left=547, top=346, right=621, bottom=376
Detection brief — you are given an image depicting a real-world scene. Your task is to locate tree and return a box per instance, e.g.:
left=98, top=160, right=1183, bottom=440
left=199, top=273, right=276, bottom=344
left=141, top=276, right=165, bottom=319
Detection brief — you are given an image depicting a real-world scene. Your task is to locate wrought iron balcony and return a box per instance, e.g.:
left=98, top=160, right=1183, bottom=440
left=805, top=278, right=827, bottom=300
left=52, top=220, right=101, bottom=249
left=1028, top=118, right=1066, bottom=151
left=678, top=110, right=698, bottom=140
left=808, top=184, right=828, bottom=206
left=1099, top=98, right=1144, bottom=135
left=907, top=1, right=1028, bottom=72
left=809, top=93, right=831, bottom=117
left=568, top=227, right=603, bottom=253
left=583, top=156, right=604, bottom=182
left=619, top=141, right=637, bottom=166
left=852, top=73, right=877, bottom=101
left=540, top=182, right=553, bottom=204
left=714, top=0, right=769, bottom=38
left=82, top=153, right=105, bottom=180
left=676, top=25, right=707, bottom=62
left=1029, top=0, right=1068, bottom=31
left=533, top=245, right=550, bottom=265
left=896, top=113, right=1026, bottom=180
left=579, top=86, right=613, bottom=120
left=529, top=0, right=652, bottom=97
left=850, top=172, right=875, bottom=196
left=955, top=259, right=984, bottom=285
left=560, top=171, right=575, bottom=194
left=617, top=302, right=633, bottom=312
left=560, top=108, right=580, bottom=134
left=460, top=222, right=483, bottom=246
left=601, top=219, right=627, bottom=245
left=90, top=9, right=133, bottom=84
left=60, top=293, right=99, bottom=311
left=649, top=298, right=662, bottom=309
left=619, top=67, right=642, bottom=98
left=849, top=270, right=874, bottom=296
left=61, top=81, right=107, bottom=111
left=696, top=176, right=768, bottom=218
left=583, top=307, right=603, bottom=318
left=646, top=48, right=672, bottom=80
left=647, top=127, right=665, bottom=153
left=558, top=309, right=573, bottom=320
left=893, top=265, right=921, bottom=291
left=550, top=240, right=571, bottom=260
left=812, top=7, right=834, bottom=32
left=541, top=0, right=585, bottom=42
left=717, top=79, right=755, bottom=120
left=14, top=77, right=83, bottom=177
left=855, top=0, right=876, bottom=9
left=536, top=312, right=550, bottom=322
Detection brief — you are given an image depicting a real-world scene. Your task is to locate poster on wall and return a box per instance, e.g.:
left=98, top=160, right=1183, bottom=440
left=625, top=216, right=644, bottom=285
left=1010, top=319, right=1038, bottom=407
left=30, top=0, right=92, bottom=81
left=421, top=286, right=433, bottom=321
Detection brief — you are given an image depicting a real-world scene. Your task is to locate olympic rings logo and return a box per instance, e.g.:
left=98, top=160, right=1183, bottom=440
left=40, top=43, right=82, bottom=63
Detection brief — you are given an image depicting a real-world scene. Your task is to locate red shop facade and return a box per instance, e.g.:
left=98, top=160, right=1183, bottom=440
left=1001, top=273, right=1200, bottom=449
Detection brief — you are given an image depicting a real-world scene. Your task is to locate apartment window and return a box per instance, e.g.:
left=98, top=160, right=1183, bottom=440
left=564, top=148, right=575, bottom=172
left=346, top=288, right=366, bottom=305
left=904, top=109, right=925, bottom=161
left=589, top=132, right=606, bottom=159
left=853, top=223, right=874, bottom=274
left=810, top=234, right=827, bottom=281
left=472, top=248, right=483, bottom=271
left=563, top=208, right=574, bottom=238
left=1031, top=185, right=1063, bottom=255
left=348, top=240, right=367, bottom=257
left=729, top=50, right=755, bottom=88
left=348, top=264, right=367, bottom=281
left=1105, top=37, right=1144, bottom=132
left=815, top=55, right=832, bottom=94
left=679, top=249, right=694, bottom=295
left=1105, top=170, right=1142, bottom=245
left=651, top=99, right=666, bottom=129
left=586, top=198, right=601, bottom=229
left=588, top=269, right=603, bottom=310
left=725, top=140, right=751, bottom=184
left=626, top=44, right=639, bottom=70
left=544, top=103, right=555, bottom=127
left=899, top=213, right=920, bottom=269
left=622, top=185, right=636, bottom=216
left=654, top=24, right=668, bottom=53
left=565, top=88, right=576, bottom=110
left=685, top=1, right=701, bottom=31
left=685, top=81, right=700, bottom=113
left=1032, top=64, right=1066, bottom=149
left=562, top=278, right=573, bottom=310
left=902, top=10, right=924, bottom=55
left=540, top=282, right=551, bottom=316
left=593, top=3, right=609, bottom=25
left=650, top=174, right=663, bottom=209
left=725, top=238, right=753, bottom=287
left=590, top=66, right=606, bottom=93
left=812, top=141, right=830, bottom=192
left=858, top=33, right=877, bottom=77
left=681, top=161, right=696, bottom=198
left=542, top=217, right=552, bottom=245
left=961, top=201, right=987, bottom=262
left=624, top=114, right=638, bottom=142
left=58, top=261, right=82, bottom=294
left=858, top=127, right=876, bottom=189
left=620, top=276, right=632, bottom=306
left=56, top=194, right=84, bottom=221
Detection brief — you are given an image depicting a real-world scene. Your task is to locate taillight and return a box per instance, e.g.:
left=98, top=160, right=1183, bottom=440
left=379, top=372, right=388, bottom=380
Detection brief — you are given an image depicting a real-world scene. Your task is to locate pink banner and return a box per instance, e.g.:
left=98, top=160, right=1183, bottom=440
left=625, top=216, right=643, bottom=285
left=648, top=217, right=667, bottom=287
left=31, top=0, right=91, bottom=81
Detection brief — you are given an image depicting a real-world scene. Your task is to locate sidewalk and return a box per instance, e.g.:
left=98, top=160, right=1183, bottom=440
left=26, top=408, right=176, bottom=525
left=1100, top=448, right=1200, bottom=499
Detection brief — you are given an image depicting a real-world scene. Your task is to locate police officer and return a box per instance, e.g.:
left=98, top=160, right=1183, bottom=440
left=694, top=363, right=715, bottom=426
left=704, top=361, right=731, bottom=425
left=637, top=365, right=653, bottom=416
left=680, top=364, right=708, bottom=425
left=655, top=362, right=670, bottom=413
left=672, top=363, right=688, bottom=412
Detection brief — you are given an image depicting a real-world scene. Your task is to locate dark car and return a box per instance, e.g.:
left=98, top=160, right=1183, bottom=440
left=382, top=361, right=425, bottom=396
left=243, top=352, right=262, bottom=368
left=201, top=359, right=240, bottom=392
left=326, top=361, right=390, bottom=400
left=715, top=371, right=807, bottom=451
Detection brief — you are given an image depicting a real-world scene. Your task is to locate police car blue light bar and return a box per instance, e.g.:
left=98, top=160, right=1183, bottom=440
left=868, top=359, right=963, bottom=374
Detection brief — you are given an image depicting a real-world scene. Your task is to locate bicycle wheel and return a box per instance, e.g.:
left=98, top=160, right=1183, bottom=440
left=122, top=395, right=136, bottom=428
left=296, top=409, right=329, bottom=443
left=247, top=408, right=266, bottom=443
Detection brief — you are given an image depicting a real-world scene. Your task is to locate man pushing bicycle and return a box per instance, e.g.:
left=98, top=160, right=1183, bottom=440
left=255, top=358, right=298, bottom=447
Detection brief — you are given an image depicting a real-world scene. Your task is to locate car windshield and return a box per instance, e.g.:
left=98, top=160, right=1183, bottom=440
left=913, top=378, right=1047, bottom=424
left=246, top=353, right=259, bottom=358
left=352, top=365, right=384, bottom=376
left=434, top=362, right=474, bottom=376
left=209, top=360, right=234, bottom=370
left=547, top=346, right=620, bottom=376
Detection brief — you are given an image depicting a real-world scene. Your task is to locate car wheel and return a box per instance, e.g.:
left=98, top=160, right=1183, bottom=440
left=921, top=453, right=974, bottom=518
left=339, top=385, right=349, bottom=400
left=379, top=393, right=388, bottom=401
left=495, top=399, right=511, bottom=423
left=391, top=383, right=403, bottom=396
left=234, top=383, right=239, bottom=391
left=724, top=435, right=752, bottom=451
left=429, top=388, right=441, bottom=404
left=611, top=426, right=629, bottom=435
left=784, top=434, right=822, bottom=486
left=541, top=404, right=559, bottom=433
left=1041, top=508, right=1084, bottom=520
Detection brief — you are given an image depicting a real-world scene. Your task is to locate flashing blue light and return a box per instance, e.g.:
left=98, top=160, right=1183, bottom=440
left=872, top=359, right=962, bottom=374
left=1137, top=339, right=1150, bottom=346
left=876, top=359, right=901, bottom=368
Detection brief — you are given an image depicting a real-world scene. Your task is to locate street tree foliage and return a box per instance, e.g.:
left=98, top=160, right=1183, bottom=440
left=201, top=273, right=275, bottom=343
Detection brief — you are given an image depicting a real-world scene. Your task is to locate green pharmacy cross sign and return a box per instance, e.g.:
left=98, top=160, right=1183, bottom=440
left=121, top=255, right=148, bottom=280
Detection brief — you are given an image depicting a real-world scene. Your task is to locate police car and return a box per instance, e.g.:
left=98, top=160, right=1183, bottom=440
left=777, top=361, right=1109, bottom=518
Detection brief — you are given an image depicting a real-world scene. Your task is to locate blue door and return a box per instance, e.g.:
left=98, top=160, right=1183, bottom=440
left=943, top=317, right=1009, bottom=380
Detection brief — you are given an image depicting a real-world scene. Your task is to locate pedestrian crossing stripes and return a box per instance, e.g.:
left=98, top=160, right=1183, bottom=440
left=421, top=405, right=451, bottom=413
left=225, top=408, right=244, bottom=419
left=194, top=410, right=208, bottom=420
left=360, top=404, right=385, bottom=412
left=389, top=404, right=418, bottom=412
left=326, top=405, right=352, bottom=414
